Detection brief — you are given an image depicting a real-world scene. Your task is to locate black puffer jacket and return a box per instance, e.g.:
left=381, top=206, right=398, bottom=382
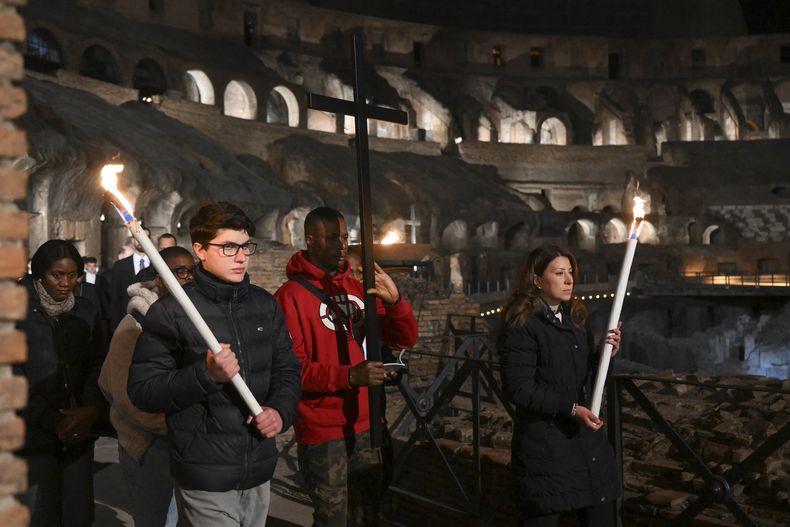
left=498, top=304, right=621, bottom=515
left=128, top=265, right=301, bottom=492
left=15, top=279, right=107, bottom=451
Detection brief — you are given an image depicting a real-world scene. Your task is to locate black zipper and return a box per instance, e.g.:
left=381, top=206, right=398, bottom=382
left=227, top=291, right=252, bottom=488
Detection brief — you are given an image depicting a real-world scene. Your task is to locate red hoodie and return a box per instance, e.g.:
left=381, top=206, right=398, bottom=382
left=274, top=250, right=419, bottom=445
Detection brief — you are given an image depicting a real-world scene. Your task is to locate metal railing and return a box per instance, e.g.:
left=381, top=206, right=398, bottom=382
left=386, top=322, right=790, bottom=526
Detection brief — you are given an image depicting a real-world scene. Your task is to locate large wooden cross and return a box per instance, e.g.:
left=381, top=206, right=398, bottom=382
left=306, top=33, right=408, bottom=448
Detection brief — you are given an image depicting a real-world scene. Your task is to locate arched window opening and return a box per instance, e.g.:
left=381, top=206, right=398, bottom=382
left=567, top=219, right=596, bottom=252
left=183, top=70, right=215, bottom=105
left=133, top=58, right=167, bottom=98
left=441, top=220, right=468, bottom=252
left=266, top=85, right=299, bottom=127
left=602, top=218, right=628, bottom=244
left=79, top=45, right=120, bottom=84
left=702, top=225, right=722, bottom=245
left=23, top=29, right=64, bottom=74
left=224, top=80, right=257, bottom=120
left=539, top=117, right=567, bottom=145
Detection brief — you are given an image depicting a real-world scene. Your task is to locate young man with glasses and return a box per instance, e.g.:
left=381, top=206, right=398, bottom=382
left=129, top=202, right=301, bottom=527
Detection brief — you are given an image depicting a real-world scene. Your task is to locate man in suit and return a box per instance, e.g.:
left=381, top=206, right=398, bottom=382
left=99, top=227, right=156, bottom=333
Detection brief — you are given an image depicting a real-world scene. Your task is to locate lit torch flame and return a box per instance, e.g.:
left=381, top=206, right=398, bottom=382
left=100, top=164, right=135, bottom=222
left=629, top=196, right=646, bottom=240
left=380, top=229, right=401, bottom=245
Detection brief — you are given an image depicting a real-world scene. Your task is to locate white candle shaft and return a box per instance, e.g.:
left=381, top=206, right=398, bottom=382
left=126, top=220, right=263, bottom=416
left=589, top=237, right=638, bottom=416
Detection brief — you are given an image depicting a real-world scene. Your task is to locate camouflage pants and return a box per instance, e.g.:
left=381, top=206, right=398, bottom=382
left=297, top=430, right=383, bottom=527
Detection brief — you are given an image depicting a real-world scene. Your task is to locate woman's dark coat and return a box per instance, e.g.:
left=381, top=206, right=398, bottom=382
left=14, top=279, right=107, bottom=451
left=128, top=265, right=301, bottom=492
left=498, top=304, right=621, bottom=514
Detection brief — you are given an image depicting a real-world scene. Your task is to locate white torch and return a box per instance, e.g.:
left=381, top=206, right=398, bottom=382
left=589, top=195, right=646, bottom=417
left=101, top=164, right=263, bottom=416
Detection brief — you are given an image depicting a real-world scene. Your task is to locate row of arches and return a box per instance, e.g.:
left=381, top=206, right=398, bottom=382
left=23, top=28, right=301, bottom=125
left=23, top=28, right=790, bottom=148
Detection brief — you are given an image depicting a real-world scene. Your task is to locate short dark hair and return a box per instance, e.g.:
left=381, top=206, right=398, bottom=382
left=304, top=207, right=344, bottom=235
left=158, top=246, right=194, bottom=272
left=31, top=240, right=84, bottom=280
left=158, top=233, right=177, bottom=243
left=189, top=202, right=256, bottom=246
left=82, top=256, right=97, bottom=264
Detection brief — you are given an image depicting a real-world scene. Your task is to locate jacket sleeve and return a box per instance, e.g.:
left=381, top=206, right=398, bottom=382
left=99, top=317, right=167, bottom=436
left=275, top=286, right=352, bottom=394
left=128, top=301, right=223, bottom=413
left=376, top=297, right=419, bottom=349
left=262, top=302, right=301, bottom=431
left=498, top=323, right=576, bottom=418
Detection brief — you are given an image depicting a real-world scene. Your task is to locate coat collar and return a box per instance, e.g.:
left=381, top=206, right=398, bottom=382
left=193, top=264, right=250, bottom=303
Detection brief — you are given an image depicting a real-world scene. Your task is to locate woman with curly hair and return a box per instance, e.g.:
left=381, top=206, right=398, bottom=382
left=497, top=244, right=622, bottom=526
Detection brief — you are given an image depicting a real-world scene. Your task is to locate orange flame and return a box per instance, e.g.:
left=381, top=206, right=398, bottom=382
left=630, top=196, right=646, bottom=239
left=380, top=229, right=401, bottom=245
left=100, top=164, right=135, bottom=219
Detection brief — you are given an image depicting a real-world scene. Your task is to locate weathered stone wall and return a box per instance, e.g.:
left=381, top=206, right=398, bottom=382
left=0, top=1, right=30, bottom=525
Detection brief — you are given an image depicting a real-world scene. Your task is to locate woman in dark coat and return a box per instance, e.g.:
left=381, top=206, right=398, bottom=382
left=497, top=244, right=622, bottom=526
left=15, top=240, right=107, bottom=527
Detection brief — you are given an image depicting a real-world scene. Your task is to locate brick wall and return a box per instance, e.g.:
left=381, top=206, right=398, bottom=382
left=0, top=1, right=29, bottom=526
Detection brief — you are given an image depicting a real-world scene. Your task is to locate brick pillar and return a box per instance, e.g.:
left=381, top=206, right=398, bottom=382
left=0, top=1, right=30, bottom=526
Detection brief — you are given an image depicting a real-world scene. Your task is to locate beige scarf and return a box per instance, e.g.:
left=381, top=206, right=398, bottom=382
left=34, top=279, right=75, bottom=317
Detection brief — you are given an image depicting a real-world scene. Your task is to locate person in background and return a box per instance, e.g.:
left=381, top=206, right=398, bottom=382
left=100, top=228, right=156, bottom=333
left=157, top=232, right=178, bottom=250
left=99, top=246, right=195, bottom=527
left=82, top=256, right=99, bottom=284
left=497, top=244, right=622, bottom=527
left=129, top=202, right=301, bottom=527
left=15, top=240, right=107, bottom=527
left=275, top=207, right=418, bottom=527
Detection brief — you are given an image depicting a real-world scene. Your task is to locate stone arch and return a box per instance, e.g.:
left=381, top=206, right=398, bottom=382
left=133, top=58, right=167, bottom=97
left=508, top=119, right=533, bottom=144
left=504, top=222, right=530, bottom=250
left=702, top=224, right=722, bottom=245
left=538, top=116, right=567, bottom=145
left=23, top=28, right=64, bottom=74
left=775, top=79, right=790, bottom=114
left=474, top=221, right=499, bottom=249
left=266, top=85, right=299, bottom=127
left=441, top=220, right=468, bottom=252
left=567, top=219, right=597, bottom=252
left=183, top=70, right=215, bottom=105
left=450, top=96, right=483, bottom=142
left=602, top=218, right=628, bottom=244
left=478, top=114, right=496, bottom=142
left=689, top=89, right=715, bottom=115
left=729, top=82, right=765, bottom=130
left=687, top=220, right=699, bottom=244
left=281, top=207, right=311, bottom=247
left=79, top=45, right=120, bottom=84
left=224, top=80, right=257, bottom=120
left=638, top=221, right=659, bottom=245
left=254, top=210, right=279, bottom=241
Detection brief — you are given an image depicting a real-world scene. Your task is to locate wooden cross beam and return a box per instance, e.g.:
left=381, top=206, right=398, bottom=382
left=306, top=32, right=408, bottom=449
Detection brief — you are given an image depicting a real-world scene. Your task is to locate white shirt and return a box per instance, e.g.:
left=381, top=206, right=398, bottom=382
left=133, top=253, right=150, bottom=274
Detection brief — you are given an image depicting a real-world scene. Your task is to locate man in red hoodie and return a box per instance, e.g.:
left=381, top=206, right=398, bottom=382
left=275, top=207, right=418, bottom=527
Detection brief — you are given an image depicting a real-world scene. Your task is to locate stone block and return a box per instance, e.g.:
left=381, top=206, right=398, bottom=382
left=0, top=82, right=24, bottom=118
left=0, top=415, right=24, bottom=451
left=0, top=498, right=29, bottom=527
left=0, top=10, right=25, bottom=42
left=0, top=375, right=26, bottom=411
left=0, top=167, right=26, bottom=200
left=0, top=247, right=25, bottom=279
left=0, top=329, right=25, bottom=363
left=0, top=210, right=28, bottom=241
left=0, top=284, right=27, bottom=320
left=0, top=45, right=23, bottom=80
left=0, top=455, right=26, bottom=495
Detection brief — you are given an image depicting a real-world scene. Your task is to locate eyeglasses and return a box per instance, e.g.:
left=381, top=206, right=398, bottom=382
left=205, top=242, right=258, bottom=257
left=169, top=266, right=194, bottom=280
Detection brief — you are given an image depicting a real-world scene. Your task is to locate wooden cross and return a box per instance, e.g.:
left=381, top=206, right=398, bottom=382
left=306, top=32, right=408, bottom=448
